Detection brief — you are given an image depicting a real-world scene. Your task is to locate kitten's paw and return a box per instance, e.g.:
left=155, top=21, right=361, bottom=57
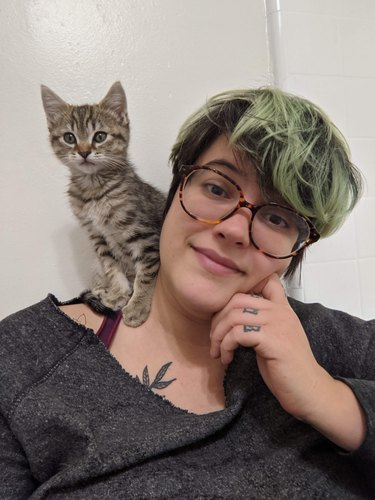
left=121, top=301, right=151, bottom=327
left=91, top=286, right=130, bottom=311
left=80, top=290, right=114, bottom=315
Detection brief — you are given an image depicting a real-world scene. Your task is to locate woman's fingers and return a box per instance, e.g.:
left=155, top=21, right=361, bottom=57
left=210, top=291, right=264, bottom=334
left=210, top=274, right=290, bottom=364
left=210, top=297, right=267, bottom=362
left=216, top=322, right=264, bottom=364
left=256, top=272, right=288, bottom=305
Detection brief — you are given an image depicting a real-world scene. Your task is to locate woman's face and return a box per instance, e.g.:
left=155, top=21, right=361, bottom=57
left=158, top=135, right=291, bottom=318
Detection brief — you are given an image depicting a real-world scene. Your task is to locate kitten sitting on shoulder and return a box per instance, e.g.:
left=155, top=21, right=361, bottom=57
left=41, top=82, right=166, bottom=327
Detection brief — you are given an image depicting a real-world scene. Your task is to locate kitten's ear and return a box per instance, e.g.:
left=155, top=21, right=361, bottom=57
left=41, top=85, right=68, bottom=127
left=100, top=81, right=129, bottom=125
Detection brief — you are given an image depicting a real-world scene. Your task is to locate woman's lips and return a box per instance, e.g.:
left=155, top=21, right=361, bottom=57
left=193, top=246, right=241, bottom=275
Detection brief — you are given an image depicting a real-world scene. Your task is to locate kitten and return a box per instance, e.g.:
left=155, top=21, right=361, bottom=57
left=41, top=82, right=166, bottom=327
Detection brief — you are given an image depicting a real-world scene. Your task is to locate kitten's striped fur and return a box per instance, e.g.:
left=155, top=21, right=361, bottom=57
left=41, top=82, right=165, bottom=326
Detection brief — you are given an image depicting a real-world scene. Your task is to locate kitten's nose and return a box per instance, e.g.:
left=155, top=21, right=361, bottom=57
left=78, top=151, right=91, bottom=159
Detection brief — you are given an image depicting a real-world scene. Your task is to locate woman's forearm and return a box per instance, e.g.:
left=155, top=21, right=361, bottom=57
left=301, top=368, right=367, bottom=451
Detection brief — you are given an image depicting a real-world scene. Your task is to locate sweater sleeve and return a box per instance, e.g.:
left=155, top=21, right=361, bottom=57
left=0, top=411, right=37, bottom=499
left=337, top=376, right=375, bottom=490
left=0, top=297, right=82, bottom=498
left=290, top=299, right=375, bottom=487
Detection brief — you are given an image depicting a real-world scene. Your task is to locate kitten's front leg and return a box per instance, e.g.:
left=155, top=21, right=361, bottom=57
left=122, top=260, right=159, bottom=327
left=90, top=251, right=133, bottom=311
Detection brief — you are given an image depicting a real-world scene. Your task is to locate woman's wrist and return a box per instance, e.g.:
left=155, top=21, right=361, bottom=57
left=297, top=368, right=367, bottom=451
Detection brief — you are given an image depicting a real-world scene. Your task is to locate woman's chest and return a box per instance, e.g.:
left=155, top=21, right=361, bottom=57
left=108, top=329, right=226, bottom=414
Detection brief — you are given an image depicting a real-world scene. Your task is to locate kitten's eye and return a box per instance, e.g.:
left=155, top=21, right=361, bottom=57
left=63, top=132, right=76, bottom=145
left=93, top=131, right=107, bottom=143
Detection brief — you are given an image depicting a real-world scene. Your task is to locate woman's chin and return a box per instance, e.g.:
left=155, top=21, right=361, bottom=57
left=177, top=285, right=233, bottom=317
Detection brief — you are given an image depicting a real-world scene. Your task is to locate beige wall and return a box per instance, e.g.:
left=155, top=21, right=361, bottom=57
left=0, top=0, right=271, bottom=318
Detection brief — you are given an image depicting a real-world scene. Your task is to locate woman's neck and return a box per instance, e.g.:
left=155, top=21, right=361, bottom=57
left=145, top=275, right=215, bottom=354
left=113, top=277, right=227, bottom=414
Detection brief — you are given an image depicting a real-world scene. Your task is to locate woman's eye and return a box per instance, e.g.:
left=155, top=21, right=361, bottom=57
left=266, top=214, right=289, bottom=228
left=63, top=132, right=76, bottom=145
left=205, top=183, right=228, bottom=198
left=93, top=131, right=107, bottom=143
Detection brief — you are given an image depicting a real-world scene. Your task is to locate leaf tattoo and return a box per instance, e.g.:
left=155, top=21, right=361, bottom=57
left=142, top=366, right=150, bottom=386
left=137, top=362, right=176, bottom=390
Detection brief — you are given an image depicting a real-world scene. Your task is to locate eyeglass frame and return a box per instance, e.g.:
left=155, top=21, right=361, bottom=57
left=178, top=165, right=321, bottom=259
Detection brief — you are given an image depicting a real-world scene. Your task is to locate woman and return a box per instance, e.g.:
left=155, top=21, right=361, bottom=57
left=1, top=88, right=374, bottom=499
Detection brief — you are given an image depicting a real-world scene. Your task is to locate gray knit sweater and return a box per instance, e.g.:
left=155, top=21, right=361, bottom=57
left=0, top=295, right=374, bottom=499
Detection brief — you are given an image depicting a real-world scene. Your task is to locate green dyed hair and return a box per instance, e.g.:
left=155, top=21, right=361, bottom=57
left=166, top=87, right=363, bottom=277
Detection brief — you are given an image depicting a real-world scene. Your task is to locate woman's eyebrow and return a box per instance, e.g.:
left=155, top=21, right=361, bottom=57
left=203, top=159, right=240, bottom=173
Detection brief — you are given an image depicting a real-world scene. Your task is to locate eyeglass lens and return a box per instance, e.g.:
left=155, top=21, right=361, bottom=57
left=181, top=168, right=311, bottom=258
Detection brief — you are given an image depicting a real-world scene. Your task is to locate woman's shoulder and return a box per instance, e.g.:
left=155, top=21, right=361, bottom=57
left=289, top=297, right=374, bottom=332
left=289, top=297, right=375, bottom=373
left=0, top=294, right=103, bottom=336
left=0, top=295, right=102, bottom=417
left=59, top=302, right=104, bottom=333
left=0, top=294, right=90, bottom=342
left=1, top=294, right=57, bottom=324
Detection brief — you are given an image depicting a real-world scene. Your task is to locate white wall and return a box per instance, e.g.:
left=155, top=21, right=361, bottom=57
left=266, top=0, right=375, bottom=320
left=0, top=0, right=271, bottom=318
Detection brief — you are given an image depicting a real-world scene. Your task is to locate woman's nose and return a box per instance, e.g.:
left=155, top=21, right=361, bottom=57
left=212, top=208, right=251, bottom=246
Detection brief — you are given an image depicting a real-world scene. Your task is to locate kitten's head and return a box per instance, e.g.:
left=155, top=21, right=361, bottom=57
left=41, top=82, right=129, bottom=175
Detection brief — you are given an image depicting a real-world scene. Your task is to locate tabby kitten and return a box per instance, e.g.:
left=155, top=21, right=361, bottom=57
left=41, top=82, right=166, bottom=327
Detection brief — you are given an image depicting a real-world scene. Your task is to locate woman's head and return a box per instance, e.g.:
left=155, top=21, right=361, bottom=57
left=160, top=135, right=294, bottom=316
left=167, top=87, right=363, bottom=277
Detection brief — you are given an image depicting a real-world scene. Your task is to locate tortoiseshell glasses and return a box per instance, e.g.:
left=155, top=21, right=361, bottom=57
left=179, top=165, right=320, bottom=259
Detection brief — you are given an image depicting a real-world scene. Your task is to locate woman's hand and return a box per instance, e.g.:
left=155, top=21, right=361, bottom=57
left=210, top=273, right=367, bottom=450
left=210, top=273, right=321, bottom=418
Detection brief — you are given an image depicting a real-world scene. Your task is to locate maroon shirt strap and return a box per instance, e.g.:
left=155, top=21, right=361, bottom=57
left=96, top=310, right=122, bottom=348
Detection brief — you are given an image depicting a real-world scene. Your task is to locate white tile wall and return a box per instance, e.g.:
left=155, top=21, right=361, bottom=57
left=340, top=18, right=375, bottom=78
left=304, top=214, right=357, bottom=264
left=358, top=258, right=375, bottom=319
left=303, top=260, right=362, bottom=318
left=266, top=0, right=375, bottom=320
left=274, top=0, right=375, bottom=18
left=355, top=198, right=375, bottom=259
left=282, top=13, right=341, bottom=76
left=349, top=139, right=375, bottom=197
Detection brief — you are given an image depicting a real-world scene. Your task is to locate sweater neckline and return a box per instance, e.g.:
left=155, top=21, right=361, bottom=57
left=46, top=293, right=253, bottom=419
